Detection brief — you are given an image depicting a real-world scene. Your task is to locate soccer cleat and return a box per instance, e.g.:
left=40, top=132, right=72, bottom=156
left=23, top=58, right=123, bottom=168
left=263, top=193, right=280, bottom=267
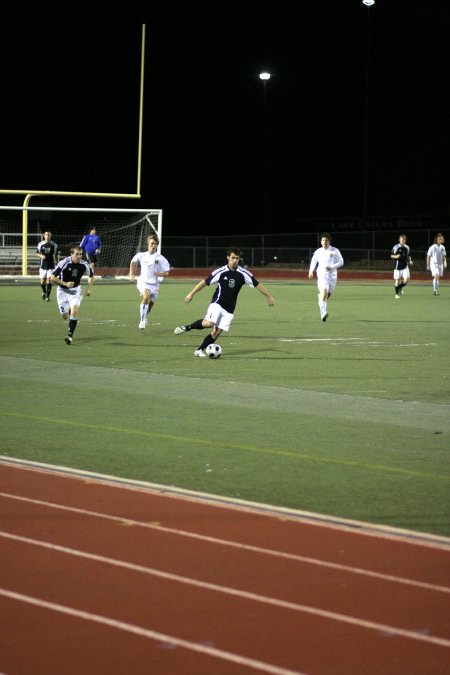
left=64, top=336, right=72, bottom=345
left=42, top=292, right=46, bottom=300
left=434, top=290, right=439, bottom=296
left=395, top=294, right=400, bottom=299
left=139, top=320, right=146, bottom=329
left=194, top=348, right=206, bottom=358
left=46, top=297, right=50, bottom=302
left=321, top=312, right=328, bottom=322
left=174, top=325, right=187, bottom=335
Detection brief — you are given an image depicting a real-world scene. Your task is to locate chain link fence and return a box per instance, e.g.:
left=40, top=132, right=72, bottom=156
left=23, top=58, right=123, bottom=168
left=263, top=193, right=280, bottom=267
left=163, top=227, right=445, bottom=272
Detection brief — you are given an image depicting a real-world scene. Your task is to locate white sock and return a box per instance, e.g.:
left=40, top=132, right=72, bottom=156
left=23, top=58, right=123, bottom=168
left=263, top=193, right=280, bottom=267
left=140, top=304, right=149, bottom=320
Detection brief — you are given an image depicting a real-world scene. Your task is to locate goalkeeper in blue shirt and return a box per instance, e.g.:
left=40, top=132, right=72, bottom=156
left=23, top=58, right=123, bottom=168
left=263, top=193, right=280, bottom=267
left=80, top=227, right=102, bottom=272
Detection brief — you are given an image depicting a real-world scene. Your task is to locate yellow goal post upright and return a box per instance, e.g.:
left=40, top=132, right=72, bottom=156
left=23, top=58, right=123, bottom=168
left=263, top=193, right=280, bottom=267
left=0, top=24, right=148, bottom=276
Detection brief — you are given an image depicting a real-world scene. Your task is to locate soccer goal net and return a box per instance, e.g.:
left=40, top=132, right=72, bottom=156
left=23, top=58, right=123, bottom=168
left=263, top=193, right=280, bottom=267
left=0, top=206, right=162, bottom=277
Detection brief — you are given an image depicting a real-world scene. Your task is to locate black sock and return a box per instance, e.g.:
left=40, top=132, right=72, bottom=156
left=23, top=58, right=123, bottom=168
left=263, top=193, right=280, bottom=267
left=46, top=283, right=52, bottom=298
left=68, top=318, right=78, bottom=337
left=41, top=283, right=46, bottom=293
left=187, top=319, right=204, bottom=331
left=199, top=334, right=216, bottom=351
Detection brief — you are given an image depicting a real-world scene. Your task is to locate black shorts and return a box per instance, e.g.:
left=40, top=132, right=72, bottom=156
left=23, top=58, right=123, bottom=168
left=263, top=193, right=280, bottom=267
left=86, top=253, right=98, bottom=264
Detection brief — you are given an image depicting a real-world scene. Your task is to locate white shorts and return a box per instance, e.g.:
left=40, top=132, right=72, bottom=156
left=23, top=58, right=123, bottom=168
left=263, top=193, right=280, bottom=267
left=316, top=272, right=337, bottom=294
left=57, top=286, right=83, bottom=315
left=394, top=268, right=410, bottom=281
left=430, top=263, right=444, bottom=278
left=204, top=302, right=234, bottom=332
left=136, top=279, right=159, bottom=302
left=39, top=268, right=54, bottom=281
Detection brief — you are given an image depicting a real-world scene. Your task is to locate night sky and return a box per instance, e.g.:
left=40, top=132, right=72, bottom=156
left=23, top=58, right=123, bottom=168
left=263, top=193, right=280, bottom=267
left=1, top=2, right=448, bottom=235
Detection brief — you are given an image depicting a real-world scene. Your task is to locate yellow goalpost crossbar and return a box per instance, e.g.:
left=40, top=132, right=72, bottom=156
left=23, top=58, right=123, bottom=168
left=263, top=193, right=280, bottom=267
left=0, top=25, right=146, bottom=276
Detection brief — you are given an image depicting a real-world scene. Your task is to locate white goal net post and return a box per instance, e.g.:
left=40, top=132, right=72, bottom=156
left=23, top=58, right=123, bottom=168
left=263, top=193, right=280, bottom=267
left=0, top=206, right=163, bottom=277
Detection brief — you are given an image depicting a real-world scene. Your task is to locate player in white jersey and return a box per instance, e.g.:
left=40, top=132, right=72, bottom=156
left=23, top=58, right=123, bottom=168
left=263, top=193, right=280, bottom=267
left=308, top=233, right=344, bottom=321
left=129, top=234, right=171, bottom=329
left=426, top=233, right=447, bottom=295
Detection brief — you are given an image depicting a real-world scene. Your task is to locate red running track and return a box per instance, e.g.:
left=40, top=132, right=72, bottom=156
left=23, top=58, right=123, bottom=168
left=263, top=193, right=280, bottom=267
left=1, top=459, right=449, bottom=675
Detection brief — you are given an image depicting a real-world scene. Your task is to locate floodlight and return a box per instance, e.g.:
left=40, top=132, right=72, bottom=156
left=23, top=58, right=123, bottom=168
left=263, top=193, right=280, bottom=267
left=362, top=0, right=375, bottom=6
left=259, top=72, right=271, bottom=81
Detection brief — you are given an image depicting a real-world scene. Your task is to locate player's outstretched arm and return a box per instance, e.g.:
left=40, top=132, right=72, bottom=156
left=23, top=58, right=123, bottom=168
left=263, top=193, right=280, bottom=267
left=257, top=283, right=275, bottom=306
left=185, top=279, right=206, bottom=303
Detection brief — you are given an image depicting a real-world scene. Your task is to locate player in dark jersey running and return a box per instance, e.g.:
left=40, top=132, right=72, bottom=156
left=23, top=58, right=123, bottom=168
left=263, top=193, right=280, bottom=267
left=50, top=246, right=94, bottom=344
left=390, top=233, right=413, bottom=298
left=36, top=231, right=59, bottom=301
left=174, top=246, right=275, bottom=357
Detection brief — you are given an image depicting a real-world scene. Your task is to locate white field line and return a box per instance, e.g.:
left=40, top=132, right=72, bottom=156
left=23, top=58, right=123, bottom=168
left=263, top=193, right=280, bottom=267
left=278, top=338, right=437, bottom=347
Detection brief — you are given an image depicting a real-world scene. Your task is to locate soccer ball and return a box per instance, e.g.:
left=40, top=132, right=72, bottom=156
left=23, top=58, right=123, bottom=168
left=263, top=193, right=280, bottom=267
left=206, top=343, right=222, bottom=359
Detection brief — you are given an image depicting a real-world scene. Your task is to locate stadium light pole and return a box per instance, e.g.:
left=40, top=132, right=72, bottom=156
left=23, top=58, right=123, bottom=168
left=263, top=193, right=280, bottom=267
left=259, top=72, right=271, bottom=240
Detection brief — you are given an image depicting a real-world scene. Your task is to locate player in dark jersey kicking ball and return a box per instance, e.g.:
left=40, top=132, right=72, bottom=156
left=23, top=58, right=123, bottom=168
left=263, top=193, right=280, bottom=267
left=174, top=246, right=275, bottom=357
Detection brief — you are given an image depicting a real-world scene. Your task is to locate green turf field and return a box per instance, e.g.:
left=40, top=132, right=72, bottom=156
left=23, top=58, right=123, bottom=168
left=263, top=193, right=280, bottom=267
left=1, top=278, right=449, bottom=536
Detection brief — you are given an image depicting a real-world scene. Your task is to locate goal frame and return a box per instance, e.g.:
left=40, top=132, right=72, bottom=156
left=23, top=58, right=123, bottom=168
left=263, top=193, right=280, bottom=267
left=0, top=205, right=163, bottom=277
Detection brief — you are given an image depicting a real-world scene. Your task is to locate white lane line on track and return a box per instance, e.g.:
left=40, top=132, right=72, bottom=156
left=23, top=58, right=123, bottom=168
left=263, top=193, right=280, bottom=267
left=1, top=492, right=449, bottom=595
left=0, top=588, right=306, bottom=675
left=2, top=530, right=450, bottom=649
